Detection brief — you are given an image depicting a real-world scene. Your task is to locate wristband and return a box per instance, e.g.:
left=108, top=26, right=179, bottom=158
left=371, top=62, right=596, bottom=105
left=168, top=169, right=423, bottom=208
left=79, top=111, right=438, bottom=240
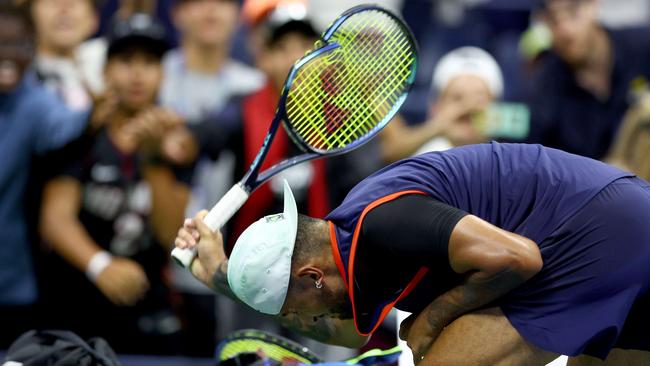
left=86, top=251, right=113, bottom=282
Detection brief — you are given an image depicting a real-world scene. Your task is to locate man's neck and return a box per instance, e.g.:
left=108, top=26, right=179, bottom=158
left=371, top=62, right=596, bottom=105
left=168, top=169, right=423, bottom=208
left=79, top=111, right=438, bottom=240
left=37, top=42, right=76, bottom=60
left=573, top=26, right=613, bottom=100
left=182, top=40, right=228, bottom=74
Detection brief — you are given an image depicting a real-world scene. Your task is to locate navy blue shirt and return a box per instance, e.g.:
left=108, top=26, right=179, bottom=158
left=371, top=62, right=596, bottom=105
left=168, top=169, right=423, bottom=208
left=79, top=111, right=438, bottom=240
left=0, top=73, right=88, bottom=305
left=327, top=142, right=631, bottom=336
left=525, top=27, right=650, bottom=159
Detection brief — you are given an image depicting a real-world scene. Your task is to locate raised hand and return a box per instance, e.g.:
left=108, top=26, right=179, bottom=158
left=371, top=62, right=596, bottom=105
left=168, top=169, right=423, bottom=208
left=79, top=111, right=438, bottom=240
left=175, top=210, right=227, bottom=286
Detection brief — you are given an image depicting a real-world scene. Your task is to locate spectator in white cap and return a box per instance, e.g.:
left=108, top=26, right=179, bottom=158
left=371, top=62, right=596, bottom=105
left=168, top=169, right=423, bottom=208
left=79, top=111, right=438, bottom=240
left=380, top=46, right=504, bottom=162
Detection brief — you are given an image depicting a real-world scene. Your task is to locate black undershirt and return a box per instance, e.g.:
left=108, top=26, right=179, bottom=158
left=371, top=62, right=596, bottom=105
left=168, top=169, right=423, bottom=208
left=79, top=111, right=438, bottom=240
left=351, top=194, right=468, bottom=332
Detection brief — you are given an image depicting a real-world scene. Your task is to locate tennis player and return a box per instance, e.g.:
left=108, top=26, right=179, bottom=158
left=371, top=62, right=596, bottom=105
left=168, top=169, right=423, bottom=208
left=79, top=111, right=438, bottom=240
left=175, top=142, right=650, bottom=365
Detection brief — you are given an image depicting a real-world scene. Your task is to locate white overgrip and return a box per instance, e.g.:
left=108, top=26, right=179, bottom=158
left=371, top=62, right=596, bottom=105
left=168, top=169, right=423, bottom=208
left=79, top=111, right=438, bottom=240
left=171, top=183, right=250, bottom=267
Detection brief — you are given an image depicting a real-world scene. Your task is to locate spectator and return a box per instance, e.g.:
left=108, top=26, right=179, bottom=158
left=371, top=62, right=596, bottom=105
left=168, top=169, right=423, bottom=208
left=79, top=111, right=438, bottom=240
left=606, top=86, right=650, bottom=181
left=30, top=0, right=102, bottom=109
left=525, top=0, right=650, bottom=160
left=159, top=0, right=262, bottom=355
left=0, top=1, right=92, bottom=347
left=38, top=13, right=196, bottom=354
left=380, top=46, right=503, bottom=162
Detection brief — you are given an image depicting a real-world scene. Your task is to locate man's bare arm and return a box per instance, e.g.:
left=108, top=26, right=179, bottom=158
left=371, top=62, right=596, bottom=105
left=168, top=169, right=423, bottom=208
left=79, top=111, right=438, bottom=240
left=403, top=215, right=542, bottom=361
left=209, top=260, right=238, bottom=302
left=430, top=214, right=541, bottom=321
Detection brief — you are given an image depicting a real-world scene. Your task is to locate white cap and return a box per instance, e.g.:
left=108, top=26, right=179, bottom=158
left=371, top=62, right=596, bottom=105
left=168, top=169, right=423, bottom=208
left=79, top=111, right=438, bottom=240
left=227, top=180, right=298, bottom=315
left=432, top=46, right=504, bottom=98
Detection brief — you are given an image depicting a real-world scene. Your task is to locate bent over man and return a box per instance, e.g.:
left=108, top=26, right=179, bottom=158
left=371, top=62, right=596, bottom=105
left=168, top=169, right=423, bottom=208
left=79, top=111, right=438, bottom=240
left=176, top=142, right=650, bottom=365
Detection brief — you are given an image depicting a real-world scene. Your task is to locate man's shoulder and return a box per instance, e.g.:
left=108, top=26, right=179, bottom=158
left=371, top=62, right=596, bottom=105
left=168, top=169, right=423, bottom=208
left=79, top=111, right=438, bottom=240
left=11, top=72, right=61, bottom=116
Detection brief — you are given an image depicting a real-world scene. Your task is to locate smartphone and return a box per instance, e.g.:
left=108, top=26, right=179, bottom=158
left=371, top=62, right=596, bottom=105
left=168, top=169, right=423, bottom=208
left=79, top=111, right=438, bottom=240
left=473, top=102, right=530, bottom=140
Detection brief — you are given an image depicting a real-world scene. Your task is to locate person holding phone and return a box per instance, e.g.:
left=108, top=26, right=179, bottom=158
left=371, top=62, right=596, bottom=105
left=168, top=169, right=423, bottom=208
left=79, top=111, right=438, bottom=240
left=380, top=46, right=517, bottom=163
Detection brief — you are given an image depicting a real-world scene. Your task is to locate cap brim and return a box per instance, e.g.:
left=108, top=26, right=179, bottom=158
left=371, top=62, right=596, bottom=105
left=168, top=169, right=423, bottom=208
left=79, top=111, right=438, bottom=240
left=226, top=179, right=299, bottom=315
left=283, top=179, right=298, bottom=243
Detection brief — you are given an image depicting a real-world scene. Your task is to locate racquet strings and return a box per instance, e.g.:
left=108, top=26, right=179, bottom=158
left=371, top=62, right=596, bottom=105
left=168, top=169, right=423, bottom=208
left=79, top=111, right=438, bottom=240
left=285, top=9, right=416, bottom=152
left=216, top=329, right=324, bottom=365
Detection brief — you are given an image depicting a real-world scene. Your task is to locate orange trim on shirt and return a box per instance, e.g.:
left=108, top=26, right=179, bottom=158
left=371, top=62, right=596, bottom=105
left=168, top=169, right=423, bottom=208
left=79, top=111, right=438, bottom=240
left=346, top=189, right=428, bottom=336
left=363, top=267, right=429, bottom=336
left=328, top=220, right=348, bottom=289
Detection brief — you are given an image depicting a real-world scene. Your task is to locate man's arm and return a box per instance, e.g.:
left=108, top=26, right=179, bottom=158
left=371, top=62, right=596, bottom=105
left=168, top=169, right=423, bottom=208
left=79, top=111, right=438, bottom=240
left=404, top=215, right=542, bottom=360
left=39, top=177, right=104, bottom=273
left=379, top=115, right=443, bottom=163
left=436, top=214, right=542, bottom=320
left=40, top=177, right=150, bottom=306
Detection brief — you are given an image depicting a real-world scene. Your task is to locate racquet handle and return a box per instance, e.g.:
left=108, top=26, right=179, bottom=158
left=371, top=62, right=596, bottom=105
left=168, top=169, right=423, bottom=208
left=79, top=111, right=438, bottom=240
left=171, top=183, right=250, bottom=268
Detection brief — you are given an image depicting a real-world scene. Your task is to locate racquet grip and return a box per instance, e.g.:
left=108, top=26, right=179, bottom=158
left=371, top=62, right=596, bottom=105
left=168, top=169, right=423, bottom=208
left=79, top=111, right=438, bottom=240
left=171, top=183, right=250, bottom=268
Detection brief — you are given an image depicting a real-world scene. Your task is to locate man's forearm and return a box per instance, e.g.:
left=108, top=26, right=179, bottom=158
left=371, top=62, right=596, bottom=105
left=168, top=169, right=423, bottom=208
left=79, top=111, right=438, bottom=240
left=210, top=260, right=239, bottom=302
left=425, top=268, right=527, bottom=329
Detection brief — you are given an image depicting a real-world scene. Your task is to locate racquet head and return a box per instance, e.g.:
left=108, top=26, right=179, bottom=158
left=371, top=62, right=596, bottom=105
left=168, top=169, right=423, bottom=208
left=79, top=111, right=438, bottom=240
left=279, top=5, right=418, bottom=155
left=216, top=329, right=324, bottom=365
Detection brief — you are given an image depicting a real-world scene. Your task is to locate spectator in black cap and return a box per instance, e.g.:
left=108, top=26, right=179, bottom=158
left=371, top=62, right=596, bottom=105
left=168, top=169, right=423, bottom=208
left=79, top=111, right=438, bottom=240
left=38, top=13, right=197, bottom=354
left=525, top=0, right=650, bottom=160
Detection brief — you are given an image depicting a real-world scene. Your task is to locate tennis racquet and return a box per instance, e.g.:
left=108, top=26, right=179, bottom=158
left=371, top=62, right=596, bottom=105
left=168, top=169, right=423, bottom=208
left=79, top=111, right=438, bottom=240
left=172, top=4, right=418, bottom=267
left=216, top=329, right=403, bottom=366
left=216, top=329, right=323, bottom=365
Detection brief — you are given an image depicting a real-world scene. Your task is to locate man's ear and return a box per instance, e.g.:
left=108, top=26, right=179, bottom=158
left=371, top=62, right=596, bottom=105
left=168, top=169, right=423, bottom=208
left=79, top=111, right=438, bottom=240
left=296, top=265, right=324, bottom=283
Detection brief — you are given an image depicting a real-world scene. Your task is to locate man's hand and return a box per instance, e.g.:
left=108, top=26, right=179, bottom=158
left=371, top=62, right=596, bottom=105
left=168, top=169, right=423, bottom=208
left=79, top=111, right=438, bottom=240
left=87, top=83, right=119, bottom=131
left=161, top=126, right=198, bottom=166
left=400, top=310, right=444, bottom=364
left=94, top=257, right=150, bottom=306
left=175, top=210, right=226, bottom=286
left=426, top=98, right=487, bottom=146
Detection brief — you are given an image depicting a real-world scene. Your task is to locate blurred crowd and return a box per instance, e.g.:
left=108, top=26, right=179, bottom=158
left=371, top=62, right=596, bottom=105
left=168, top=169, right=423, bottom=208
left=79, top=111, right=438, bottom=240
left=0, top=0, right=649, bottom=358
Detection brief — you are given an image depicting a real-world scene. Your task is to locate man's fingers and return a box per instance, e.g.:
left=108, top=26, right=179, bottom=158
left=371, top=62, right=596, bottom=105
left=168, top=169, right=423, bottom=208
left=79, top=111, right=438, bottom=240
left=175, top=238, right=188, bottom=249
left=189, top=254, right=204, bottom=280
left=178, top=229, right=196, bottom=247
left=193, top=214, right=214, bottom=237
left=196, top=210, right=208, bottom=220
left=161, top=108, right=183, bottom=128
